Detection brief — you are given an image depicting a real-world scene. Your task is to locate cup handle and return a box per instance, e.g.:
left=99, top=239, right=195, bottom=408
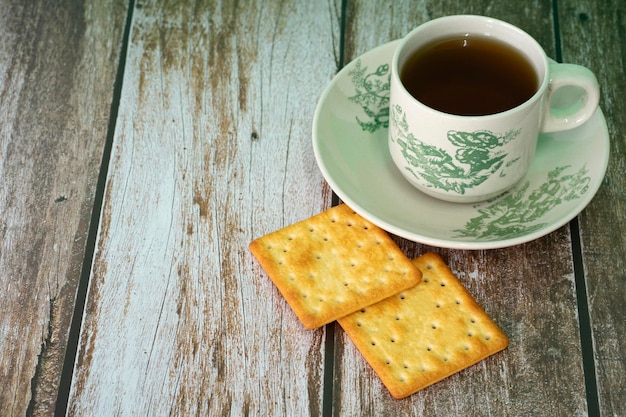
left=540, top=62, right=600, bottom=133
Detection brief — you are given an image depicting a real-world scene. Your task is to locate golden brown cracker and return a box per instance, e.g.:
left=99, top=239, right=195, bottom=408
left=249, top=204, right=422, bottom=329
left=338, top=252, right=509, bottom=398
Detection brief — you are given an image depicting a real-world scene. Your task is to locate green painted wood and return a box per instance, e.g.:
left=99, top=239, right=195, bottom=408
left=2, top=1, right=623, bottom=415
left=558, top=1, right=626, bottom=415
left=0, top=0, right=129, bottom=414
left=66, top=1, right=338, bottom=415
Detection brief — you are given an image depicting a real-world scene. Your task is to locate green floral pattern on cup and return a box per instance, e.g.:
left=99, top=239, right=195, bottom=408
left=453, top=165, right=591, bottom=240
left=390, top=105, right=522, bottom=194
left=348, top=59, right=390, bottom=132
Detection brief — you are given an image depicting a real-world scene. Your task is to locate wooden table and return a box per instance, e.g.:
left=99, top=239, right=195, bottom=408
left=1, top=0, right=624, bottom=416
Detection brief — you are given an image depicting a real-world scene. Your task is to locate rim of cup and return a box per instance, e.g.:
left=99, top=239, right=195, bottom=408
left=391, top=15, right=550, bottom=119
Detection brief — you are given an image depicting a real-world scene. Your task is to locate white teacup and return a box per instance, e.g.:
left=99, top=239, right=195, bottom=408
left=388, top=15, right=599, bottom=203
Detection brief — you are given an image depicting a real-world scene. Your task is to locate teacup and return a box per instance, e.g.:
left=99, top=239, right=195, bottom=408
left=388, top=15, right=599, bottom=203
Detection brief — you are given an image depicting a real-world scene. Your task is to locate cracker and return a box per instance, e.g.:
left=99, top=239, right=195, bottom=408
left=337, top=252, right=509, bottom=398
left=249, top=204, right=422, bottom=329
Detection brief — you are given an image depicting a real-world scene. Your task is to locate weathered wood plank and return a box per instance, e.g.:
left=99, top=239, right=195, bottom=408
left=67, top=0, right=339, bottom=415
left=332, top=1, right=589, bottom=415
left=0, top=0, right=128, bottom=414
left=557, top=0, right=626, bottom=415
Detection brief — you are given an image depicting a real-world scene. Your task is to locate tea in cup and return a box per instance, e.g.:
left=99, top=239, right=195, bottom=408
left=388, top=15, right=599, bottom=203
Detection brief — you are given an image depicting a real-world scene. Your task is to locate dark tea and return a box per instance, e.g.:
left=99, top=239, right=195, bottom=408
left=400, top=35, right=539, bottom=116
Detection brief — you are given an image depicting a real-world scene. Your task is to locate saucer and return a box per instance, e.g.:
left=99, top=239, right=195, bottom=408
left=312, top=40, right=609, bottom=249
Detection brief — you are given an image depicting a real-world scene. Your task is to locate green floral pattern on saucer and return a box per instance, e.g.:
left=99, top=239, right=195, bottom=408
left=453, top=165, right=590, bottom=240
left=348, top=59, right=390, bottom=132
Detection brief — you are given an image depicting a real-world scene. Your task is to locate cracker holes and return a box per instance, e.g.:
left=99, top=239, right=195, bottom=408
left=440, top=281, right=447, bottom=287
left=399, top=294, right=406, bottom=300
left=330, top=218, right=337, bottom=223
left=423, top=277, right=430, bottom=283
left=426, top=264, right=433, bottom=270
left=464, top=344, right=471, bottom=351
left=436, top=302, right=442, bottom=308
left=431, top=324, right=438, bottom=330
left=455, top=299, right=462, bottom=305
left=426, top=346, right=432, bottom=352
left=484, top=335, right=492, bottom=341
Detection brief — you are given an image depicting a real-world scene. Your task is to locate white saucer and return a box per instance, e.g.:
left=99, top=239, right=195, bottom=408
left=312, top=40, right=610, bottom=249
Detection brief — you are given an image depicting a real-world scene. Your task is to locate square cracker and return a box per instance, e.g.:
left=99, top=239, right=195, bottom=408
left=338, top=252, right=509, bottom=399
left=249, top=204, right=422, bottom=329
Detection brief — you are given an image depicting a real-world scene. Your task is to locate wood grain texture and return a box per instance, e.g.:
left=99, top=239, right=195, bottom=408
left=3, top=0, right=621, bottom=415
left=67, top=0, right=339, bottom=415
left=332, top=1, right=588, bottom=416
left=558, top=1, right=626, bottom=415
left=0, top=0, right=128, bottom=414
